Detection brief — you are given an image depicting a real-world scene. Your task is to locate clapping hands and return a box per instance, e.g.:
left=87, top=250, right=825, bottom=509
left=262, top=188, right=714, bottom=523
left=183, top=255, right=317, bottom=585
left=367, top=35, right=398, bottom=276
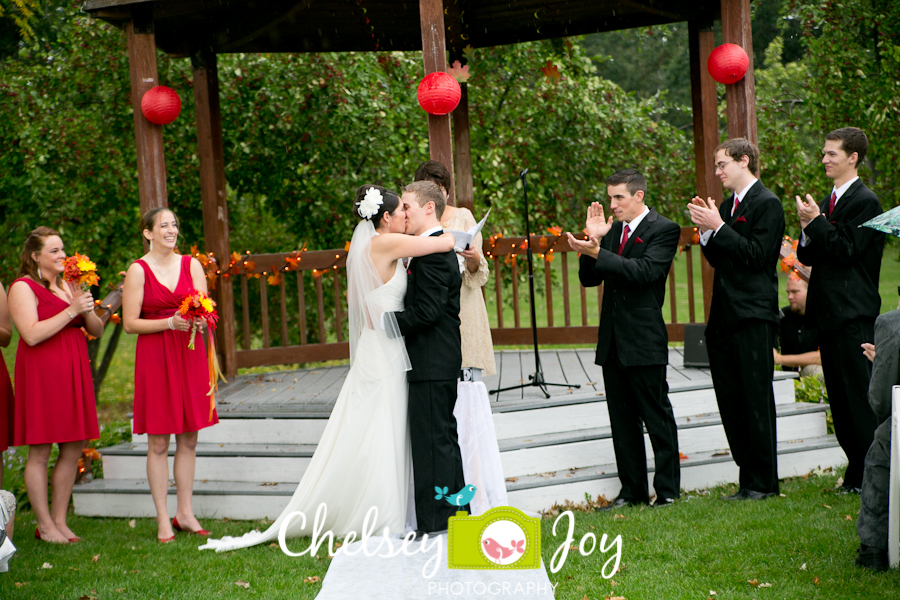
left=794, top=194, right=820, bottom=229
left=686, top=197, right=723, bottom=232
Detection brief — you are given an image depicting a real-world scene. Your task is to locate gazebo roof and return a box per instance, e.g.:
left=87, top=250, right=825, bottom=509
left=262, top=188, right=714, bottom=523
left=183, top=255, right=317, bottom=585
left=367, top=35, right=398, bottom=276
left=83, top=0, right=720, bottom=57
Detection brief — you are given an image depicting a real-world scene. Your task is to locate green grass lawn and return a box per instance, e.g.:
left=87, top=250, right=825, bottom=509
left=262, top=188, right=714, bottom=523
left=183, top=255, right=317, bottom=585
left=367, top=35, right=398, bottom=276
left=0, top=473, right=897, bottom=599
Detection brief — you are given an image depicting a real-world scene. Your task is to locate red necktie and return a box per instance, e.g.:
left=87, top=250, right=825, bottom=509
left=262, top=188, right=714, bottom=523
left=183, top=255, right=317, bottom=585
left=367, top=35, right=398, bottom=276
left=829, top=191, right=836, bottom=215
left=731, top=194, right=740, bottom=217
left=617, top=224, right=630, bottom=256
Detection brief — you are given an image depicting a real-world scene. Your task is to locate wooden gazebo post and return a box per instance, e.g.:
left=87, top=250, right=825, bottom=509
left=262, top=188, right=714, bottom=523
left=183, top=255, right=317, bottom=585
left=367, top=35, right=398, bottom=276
left=452, top=83, right=475, bottom=213
left=721, top=0, right=758, bottom=144
left=689, top=20, right=723, bottom=320
left=192, top=47, right=237, bottom=379
left=418, top=0, right=456, bottom=206
left=125, top=5, right=167, bottom=215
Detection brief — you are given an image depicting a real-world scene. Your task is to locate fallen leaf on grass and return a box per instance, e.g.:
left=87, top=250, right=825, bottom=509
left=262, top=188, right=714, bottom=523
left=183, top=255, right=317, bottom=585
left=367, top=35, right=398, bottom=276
left=605, top=596, right=626, bottom=600
left=610, top=579, right=619, bottom=586
left=127, top=519, right=136, bottom=528
left=269, top=543, right=279, bottom=547
left=116, top=589, right=126, bottom=593
left=14, top=582, right=28, bottom=587
left=614, top=514, right=627, bottom=520
left=304, top=576, right=322, bottom=584
left=823, top=504, right=832, bottom=509
left=845, top=515, right=853, bottom=521
left=568, top=545, right=578, bottom=550
left=813, top=576, right=820, bottom=585
left=79, top=596, right=98, bottom=600
left=747, top=579, right=758, bottom=586
left=41, top=563, right=53, bottom=569
left=234, top=580, right=250, bottom=589
left=91, top=555, right=100, bottom=563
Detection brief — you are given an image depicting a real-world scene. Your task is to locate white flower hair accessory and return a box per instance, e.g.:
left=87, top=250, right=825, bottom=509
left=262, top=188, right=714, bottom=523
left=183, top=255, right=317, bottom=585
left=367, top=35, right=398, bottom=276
left=356, top=187, right=384, bottom=220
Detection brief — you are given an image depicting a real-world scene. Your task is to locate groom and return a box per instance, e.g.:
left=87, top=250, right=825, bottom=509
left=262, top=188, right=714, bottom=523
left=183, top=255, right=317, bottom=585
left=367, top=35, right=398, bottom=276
left=393, top=180, right=468, bottom=535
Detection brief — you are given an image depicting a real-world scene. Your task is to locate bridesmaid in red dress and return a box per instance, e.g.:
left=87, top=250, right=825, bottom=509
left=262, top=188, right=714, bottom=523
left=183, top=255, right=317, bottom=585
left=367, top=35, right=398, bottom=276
left=122, top=208, right=218, bottom=543
left=7, top=227, right=103, bottom=544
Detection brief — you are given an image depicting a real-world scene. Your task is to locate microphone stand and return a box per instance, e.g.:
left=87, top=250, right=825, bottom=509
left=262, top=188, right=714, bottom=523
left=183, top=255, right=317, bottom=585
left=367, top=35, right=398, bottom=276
left=491, top=169, right=579, bottom=399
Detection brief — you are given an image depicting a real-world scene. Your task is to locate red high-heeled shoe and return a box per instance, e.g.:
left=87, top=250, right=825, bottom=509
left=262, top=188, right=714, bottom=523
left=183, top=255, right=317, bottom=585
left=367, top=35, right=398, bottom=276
left=172, top=517, right=209, bottom=537
left=158, top=535, right=175, bottom=544
left=34, top=528, right=69, bottom=544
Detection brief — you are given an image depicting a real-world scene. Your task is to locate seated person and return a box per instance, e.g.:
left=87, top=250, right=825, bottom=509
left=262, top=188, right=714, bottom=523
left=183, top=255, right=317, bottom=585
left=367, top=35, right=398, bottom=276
left=855, top=302, right=900, bottom=572
left=774, top=273, right=822, bottom=378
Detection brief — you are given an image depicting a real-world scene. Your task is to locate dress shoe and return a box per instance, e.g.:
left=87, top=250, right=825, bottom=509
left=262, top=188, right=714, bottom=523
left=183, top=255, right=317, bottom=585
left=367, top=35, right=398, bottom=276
left=651, top=497, right=676, bottom=508
left=837, top=485, right=862, bottom=495
left=597, top=497, right=642, bottom=512
left=172, top=517, right=209, bottom=537
left=723, top=489, right=776, bottom=501
left=855, top=544, right=888, bottom=572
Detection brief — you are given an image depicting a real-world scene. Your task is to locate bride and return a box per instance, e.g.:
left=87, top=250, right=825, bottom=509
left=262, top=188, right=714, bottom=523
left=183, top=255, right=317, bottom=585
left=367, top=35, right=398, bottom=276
left=201, top=185, right=454, bottom=552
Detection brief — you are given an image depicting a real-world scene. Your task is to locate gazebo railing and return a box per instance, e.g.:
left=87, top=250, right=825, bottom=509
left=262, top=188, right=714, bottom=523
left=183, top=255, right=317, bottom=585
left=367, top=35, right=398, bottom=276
left=227, top=227, right=702, bottom=369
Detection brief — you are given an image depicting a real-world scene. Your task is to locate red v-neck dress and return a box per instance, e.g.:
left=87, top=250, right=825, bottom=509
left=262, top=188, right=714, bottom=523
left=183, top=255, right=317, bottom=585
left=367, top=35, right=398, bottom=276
left=132, top=255, right=219, bottom=435
left=12, top=277, right=99, bottom=446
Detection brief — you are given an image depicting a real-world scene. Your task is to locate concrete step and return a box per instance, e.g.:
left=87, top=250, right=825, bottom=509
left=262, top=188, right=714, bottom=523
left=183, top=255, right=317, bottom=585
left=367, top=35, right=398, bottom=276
left=101, top=401, right=827, bottom=484
left=505, top=435, right=848, bottom=513
left=129, top=375, right=798, bottom=446
left=73, top=435, right=847, bottom=520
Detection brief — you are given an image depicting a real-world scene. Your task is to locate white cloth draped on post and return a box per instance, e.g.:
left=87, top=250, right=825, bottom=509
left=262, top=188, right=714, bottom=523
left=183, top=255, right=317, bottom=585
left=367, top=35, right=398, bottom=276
left=454, top=381, right=509, bottom=514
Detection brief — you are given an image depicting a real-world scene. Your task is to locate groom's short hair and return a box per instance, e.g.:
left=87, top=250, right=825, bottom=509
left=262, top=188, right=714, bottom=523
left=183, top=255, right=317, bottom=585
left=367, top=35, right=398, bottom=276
left=403, top=181, right=446, bottom=219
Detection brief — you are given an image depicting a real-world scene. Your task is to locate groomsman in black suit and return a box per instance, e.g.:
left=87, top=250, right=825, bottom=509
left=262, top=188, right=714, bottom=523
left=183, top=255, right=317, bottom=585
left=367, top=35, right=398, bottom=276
left=567, top=169, right=682, bottom=509
left=393, top=180, right=467, bottom=534
left=796, top=127, right=884, bottom=494
left=688, top=139, right=785, bottom=500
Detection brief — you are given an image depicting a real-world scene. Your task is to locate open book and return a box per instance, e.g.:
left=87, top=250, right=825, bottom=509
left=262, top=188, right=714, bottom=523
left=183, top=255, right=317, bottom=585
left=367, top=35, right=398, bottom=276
left=447, top=208, right=491, bottom=252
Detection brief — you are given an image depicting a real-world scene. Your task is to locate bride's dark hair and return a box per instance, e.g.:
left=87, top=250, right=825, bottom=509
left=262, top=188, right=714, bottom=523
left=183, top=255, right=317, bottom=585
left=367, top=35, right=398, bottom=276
left=355, top=184, right=400, bottom=225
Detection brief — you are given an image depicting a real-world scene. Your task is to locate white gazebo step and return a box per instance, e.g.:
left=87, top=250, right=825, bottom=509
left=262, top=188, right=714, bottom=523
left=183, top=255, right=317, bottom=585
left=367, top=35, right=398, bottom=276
left=505, top=435, right=848, bottom=514
left=498, top=402, right=827, bottom=478
left=73, top=435, right=846, bottom=520
left=132, top=375, right=797, bottom=446
left=99, top=443, right=315, bottom=483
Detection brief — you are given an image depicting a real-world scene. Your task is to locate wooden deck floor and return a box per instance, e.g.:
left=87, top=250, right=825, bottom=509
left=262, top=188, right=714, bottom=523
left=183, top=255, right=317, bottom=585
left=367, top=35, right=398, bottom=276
left=214, top=347, right=738, bottom=417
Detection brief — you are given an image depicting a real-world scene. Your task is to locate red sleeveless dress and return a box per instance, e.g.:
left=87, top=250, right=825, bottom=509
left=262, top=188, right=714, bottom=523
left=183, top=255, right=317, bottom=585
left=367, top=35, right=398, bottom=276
left=0, top=352, right=13, bottom=451
left=12, top=278, right=99, bottom=446
left=132, top=255, right=219, bottom=435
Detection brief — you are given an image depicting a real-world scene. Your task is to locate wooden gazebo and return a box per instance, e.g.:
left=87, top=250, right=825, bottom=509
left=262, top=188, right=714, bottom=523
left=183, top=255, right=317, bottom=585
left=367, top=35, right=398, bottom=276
left=84, top=0, right=761, bottom=379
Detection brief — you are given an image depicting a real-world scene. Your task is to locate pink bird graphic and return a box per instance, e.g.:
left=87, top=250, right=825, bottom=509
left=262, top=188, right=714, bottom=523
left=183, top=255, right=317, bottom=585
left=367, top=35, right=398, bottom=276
left=482, top=538, right=525, bottom=562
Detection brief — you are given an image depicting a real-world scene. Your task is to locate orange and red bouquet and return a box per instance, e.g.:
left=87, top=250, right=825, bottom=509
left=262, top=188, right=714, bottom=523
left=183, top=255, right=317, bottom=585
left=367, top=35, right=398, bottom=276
left=63, top=253, right=100, bottom=290
left=178, top=289, right=218, bottom=350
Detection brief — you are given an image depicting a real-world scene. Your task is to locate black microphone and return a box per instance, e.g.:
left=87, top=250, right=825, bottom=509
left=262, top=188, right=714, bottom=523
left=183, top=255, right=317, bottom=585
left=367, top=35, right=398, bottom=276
left=519, top=169, right=528, bottom=178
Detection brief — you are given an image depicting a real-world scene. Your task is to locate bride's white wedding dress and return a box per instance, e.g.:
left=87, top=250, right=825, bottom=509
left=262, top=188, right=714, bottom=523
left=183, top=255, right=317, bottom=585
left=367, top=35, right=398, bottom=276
left=201, top=223, right=413, bottom=552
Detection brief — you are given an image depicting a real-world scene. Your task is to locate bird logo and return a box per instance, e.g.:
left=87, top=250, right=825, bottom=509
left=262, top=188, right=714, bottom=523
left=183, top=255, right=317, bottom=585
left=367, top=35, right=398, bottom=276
left=434, top=484, right=477, bottom=506
left=482, top=538, right=525, bottom=563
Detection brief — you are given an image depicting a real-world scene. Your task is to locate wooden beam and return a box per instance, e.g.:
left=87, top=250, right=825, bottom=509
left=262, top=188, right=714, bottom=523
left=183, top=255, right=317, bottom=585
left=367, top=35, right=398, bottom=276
left=689, top=20, right=722, bottom=320
left=419, top=0, right=456, bottom=205
left=125, top=7, right=168, bottom=216
left=452, top=82, right=475, bottom=212
left=192, top=47, right=237, bottom=380
left=720, top=0, right=757, bottom=146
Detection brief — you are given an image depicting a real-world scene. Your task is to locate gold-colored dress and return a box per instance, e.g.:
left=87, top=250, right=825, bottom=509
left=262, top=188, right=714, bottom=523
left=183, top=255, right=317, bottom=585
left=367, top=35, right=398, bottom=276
left=443, top=207, right=496, bottom=376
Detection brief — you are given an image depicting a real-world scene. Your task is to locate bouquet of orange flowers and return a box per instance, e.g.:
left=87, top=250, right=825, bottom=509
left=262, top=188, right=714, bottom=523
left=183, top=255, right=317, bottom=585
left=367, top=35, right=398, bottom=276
left=178, top=289, right=218, bottom=350
left=63, top=253, right=100, bottom=291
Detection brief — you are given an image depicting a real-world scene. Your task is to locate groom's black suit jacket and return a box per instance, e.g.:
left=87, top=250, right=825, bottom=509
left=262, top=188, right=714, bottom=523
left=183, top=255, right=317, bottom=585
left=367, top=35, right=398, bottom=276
left=395, top=232, right=462, bottom=381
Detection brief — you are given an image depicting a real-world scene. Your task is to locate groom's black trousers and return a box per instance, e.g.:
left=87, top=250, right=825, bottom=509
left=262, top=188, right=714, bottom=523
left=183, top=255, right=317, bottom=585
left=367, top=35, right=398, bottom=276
left=408, top=379, right=468, bottom=532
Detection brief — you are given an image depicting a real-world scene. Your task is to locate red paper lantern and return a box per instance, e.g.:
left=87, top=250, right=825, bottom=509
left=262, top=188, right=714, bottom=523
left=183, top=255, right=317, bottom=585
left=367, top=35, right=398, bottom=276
left=707, top=44, right=750, bottom=85
left=141, top=86, right=182, bottom=125
left=416, top=72, right=461, bottom=116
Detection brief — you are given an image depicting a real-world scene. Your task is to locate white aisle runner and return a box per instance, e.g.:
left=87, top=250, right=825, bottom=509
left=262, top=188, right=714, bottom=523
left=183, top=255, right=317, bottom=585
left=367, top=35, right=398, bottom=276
left=314, top=534, right=556, bottom=600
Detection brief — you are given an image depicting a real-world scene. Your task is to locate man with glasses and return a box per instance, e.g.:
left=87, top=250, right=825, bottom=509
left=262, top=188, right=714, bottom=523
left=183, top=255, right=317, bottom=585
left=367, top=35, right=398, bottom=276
left=687, top=138, right=785, bottom=500
left=795, top=127, right=884, bottom=495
